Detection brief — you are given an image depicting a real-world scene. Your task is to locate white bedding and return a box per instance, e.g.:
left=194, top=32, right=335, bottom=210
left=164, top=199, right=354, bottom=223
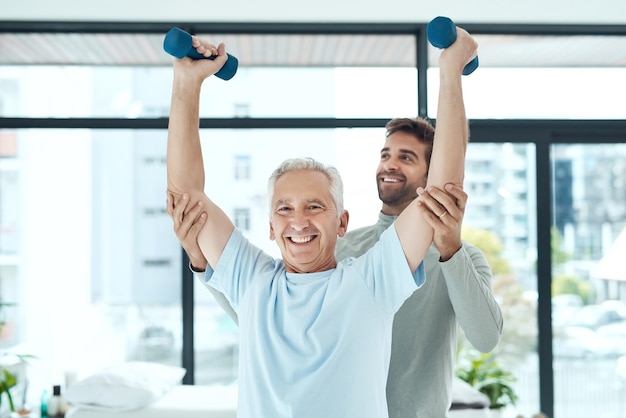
left=65, top=381, right=489, bottom=418
left=66, top=384, right=238, bottom=418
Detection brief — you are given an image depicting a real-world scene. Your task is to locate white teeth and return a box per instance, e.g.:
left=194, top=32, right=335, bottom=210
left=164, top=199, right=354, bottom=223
left=383, top=178, right=400, bottom=183
left=291, top=236, right=313, bottom=243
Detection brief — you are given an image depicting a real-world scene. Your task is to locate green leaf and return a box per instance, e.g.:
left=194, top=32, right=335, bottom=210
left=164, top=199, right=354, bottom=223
left=455, top=348, right=518, bottom=408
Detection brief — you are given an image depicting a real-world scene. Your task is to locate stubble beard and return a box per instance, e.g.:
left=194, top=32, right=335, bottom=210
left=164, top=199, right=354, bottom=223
left=377, top=174, right=427, bottom=209
left=378, top=184, right=417, bottom=207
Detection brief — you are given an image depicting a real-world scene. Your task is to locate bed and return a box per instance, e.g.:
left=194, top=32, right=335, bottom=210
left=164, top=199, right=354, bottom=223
left=64, top=362, right=490, bottom=417
left=66, top=384, right=238, bottom=418
left=66, top=383, right=489, bottom=418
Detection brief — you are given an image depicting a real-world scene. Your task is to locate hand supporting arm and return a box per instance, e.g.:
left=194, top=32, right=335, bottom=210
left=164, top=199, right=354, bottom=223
left=167, top=192, right=208, bottom=272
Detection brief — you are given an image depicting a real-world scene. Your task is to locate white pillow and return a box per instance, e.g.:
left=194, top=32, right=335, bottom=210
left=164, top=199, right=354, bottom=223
left=65, top=361, right=187, bottom=411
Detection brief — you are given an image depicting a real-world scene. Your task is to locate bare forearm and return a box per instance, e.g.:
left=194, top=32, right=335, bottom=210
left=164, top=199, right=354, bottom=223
left=427, top=71, right=467, bottom=190
left=427, top=27, right=476, bottom=191
left=167, top=76, right=206, bottom=197
left=166, top=72, right=233, bottom=270
left=188, top=250, right=208, bottom=272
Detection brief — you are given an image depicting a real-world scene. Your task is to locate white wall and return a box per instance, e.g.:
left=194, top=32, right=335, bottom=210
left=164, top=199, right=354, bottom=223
left=2, top=0, right=626, bottom=24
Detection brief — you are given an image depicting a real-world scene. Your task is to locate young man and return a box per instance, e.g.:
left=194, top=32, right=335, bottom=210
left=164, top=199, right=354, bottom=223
left=337, top=117, right=503, bottom=417
left=167, top=27, right=478, bottom=417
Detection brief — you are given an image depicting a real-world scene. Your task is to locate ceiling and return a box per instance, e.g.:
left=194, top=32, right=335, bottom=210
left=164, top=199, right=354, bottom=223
left=1, top=32, right=626, bottom=68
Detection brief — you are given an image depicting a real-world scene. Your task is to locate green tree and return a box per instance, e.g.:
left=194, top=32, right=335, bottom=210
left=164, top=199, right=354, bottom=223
left=551, top=227, right=595, bottom=304
left=552, top=274, right=594, bottom=304
left=551, top=227, right=571, bottom=269
left=461, top=227, right=510, bottom=275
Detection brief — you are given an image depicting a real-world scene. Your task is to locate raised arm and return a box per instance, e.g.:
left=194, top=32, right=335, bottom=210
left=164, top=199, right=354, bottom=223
left=394, top=26, right=477, bottom=271
left=166, top=37, right=235, bottom=268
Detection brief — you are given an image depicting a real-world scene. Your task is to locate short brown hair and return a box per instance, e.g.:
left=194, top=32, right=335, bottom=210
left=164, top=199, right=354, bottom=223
left=384, top=117, right=435, bottom=169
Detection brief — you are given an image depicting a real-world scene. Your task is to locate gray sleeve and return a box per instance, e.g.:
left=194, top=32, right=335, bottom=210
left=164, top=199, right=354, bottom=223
left=440, top=243, right=503, bottom=352
left=192, top=268, right=239, bottom=326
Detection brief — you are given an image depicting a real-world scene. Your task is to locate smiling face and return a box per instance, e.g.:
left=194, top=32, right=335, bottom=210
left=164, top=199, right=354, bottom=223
left=377, top=131, right=429, bottom=216
left=269, top=169, right=349, bottom=273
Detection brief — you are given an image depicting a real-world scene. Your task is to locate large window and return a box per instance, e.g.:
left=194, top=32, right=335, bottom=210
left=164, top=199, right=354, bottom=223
left=2, top=23, right=626, bottom=418
left=551, top=144, right=626, bottom=418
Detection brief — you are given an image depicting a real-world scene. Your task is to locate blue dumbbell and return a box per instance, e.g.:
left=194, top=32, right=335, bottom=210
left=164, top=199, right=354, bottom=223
left=163, top=27, right=239, bottom=81
left=426, top=16, right=479, bottom=76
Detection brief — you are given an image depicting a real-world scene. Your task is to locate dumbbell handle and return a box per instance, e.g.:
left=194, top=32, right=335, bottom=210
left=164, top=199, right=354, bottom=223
left=426, top=16, right=479, bottom=76
left=163, top=27, right=239, bottom=81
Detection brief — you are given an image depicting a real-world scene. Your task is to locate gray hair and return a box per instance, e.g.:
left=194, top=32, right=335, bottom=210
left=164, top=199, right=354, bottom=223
left=267, top=157, right=344, bottom=217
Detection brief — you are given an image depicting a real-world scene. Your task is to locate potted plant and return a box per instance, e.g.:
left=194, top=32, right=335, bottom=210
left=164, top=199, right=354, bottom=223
left=456, top=347, right=518, bottom=417
left=0, top=302, right=33, bottom=416
left=0, top=363, right=19, bottom=416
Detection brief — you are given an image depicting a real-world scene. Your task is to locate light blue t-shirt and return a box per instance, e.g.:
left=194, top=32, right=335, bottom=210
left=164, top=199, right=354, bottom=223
left=206, top=226, right=424, bottom=418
